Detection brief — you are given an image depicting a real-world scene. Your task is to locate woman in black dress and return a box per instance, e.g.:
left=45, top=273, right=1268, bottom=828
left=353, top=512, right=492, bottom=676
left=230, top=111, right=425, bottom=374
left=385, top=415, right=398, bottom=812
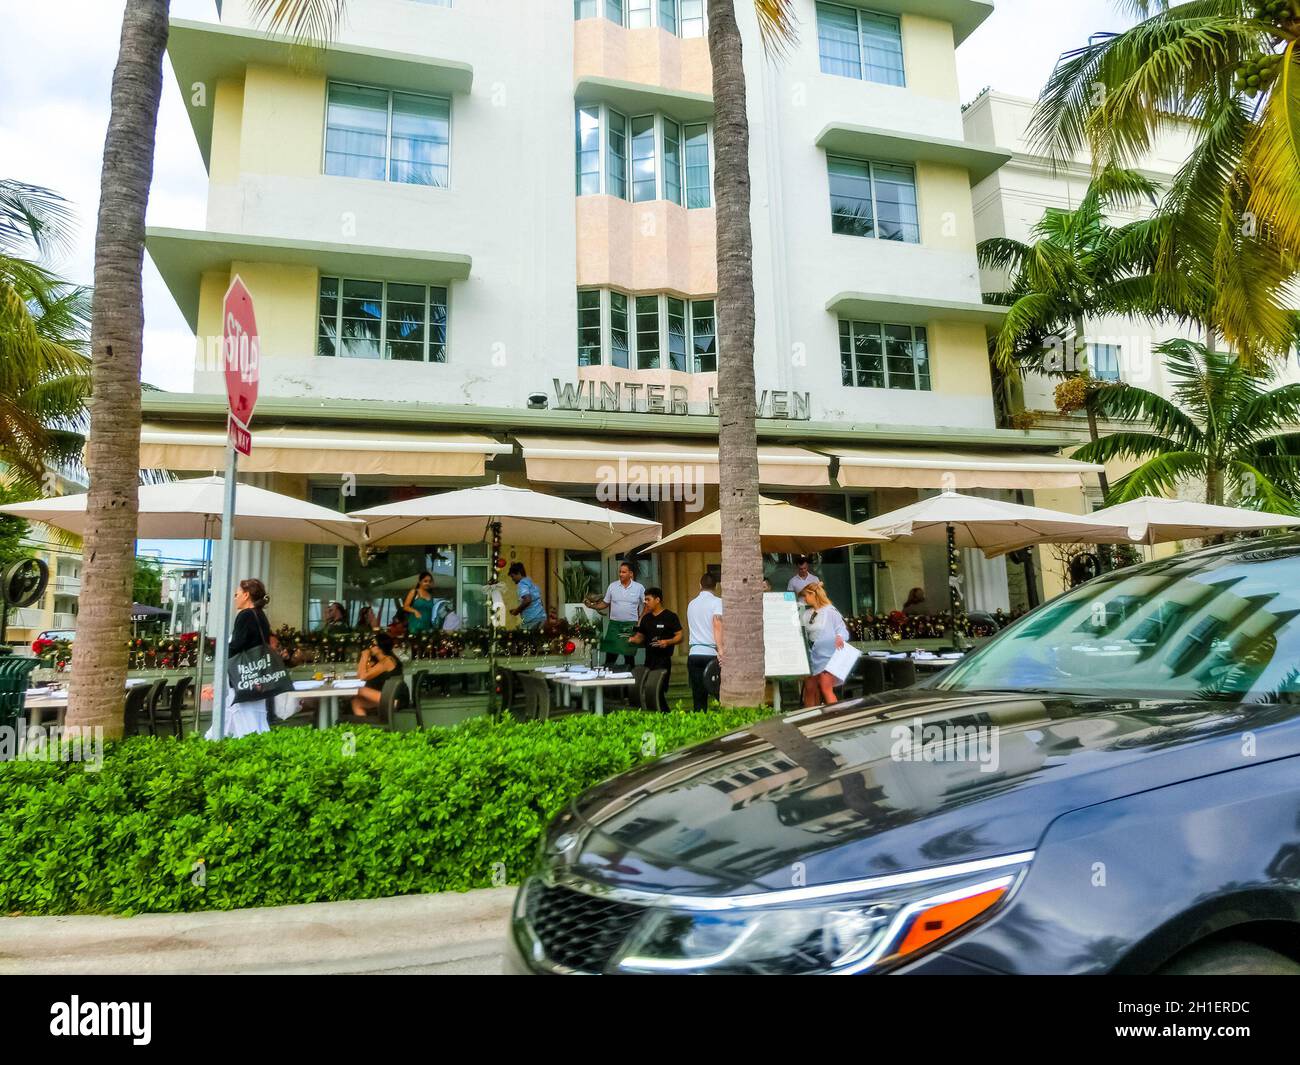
left=350, top=631, right=403, bottom=719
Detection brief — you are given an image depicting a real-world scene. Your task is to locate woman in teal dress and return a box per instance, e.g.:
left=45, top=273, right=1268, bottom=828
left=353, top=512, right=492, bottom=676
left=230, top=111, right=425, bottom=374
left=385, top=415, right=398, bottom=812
left=403, top=571, right=438, bottom=634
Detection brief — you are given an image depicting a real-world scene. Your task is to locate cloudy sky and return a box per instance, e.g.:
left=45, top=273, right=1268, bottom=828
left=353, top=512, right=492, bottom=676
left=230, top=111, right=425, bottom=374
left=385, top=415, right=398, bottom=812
left=0, top=0, right=1134, bottom=392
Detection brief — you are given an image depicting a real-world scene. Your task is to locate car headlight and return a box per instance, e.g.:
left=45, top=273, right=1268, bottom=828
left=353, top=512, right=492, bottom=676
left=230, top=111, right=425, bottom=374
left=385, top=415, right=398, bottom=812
left=611, top=861, right=1028, bottom=975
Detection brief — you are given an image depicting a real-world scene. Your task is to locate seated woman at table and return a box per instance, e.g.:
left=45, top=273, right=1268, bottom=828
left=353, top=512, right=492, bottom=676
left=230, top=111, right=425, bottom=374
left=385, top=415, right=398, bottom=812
left=355, top=605, right=380, bottom=633
left=349, top=631, right=403, bottom=719
left=800, top=581, right=850, bottom=708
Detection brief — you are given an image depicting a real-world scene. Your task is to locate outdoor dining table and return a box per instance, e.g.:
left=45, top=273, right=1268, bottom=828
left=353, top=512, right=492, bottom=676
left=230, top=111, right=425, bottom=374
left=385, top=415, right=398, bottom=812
left=22, top=678, right=151, bottom=724
left=535, top=667, right=637, bottom=717
left=270, top=678, right=366, bottom=729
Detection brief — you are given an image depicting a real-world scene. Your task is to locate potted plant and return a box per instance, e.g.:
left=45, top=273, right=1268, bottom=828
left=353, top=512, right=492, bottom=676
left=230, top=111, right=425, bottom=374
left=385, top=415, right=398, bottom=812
left=560, top=563, right=600, bottom=625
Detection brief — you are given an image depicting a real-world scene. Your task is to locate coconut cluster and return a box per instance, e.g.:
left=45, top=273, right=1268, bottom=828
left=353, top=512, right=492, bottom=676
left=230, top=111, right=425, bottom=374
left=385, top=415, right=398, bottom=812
left=1235, top=52, right=1284, bottom=97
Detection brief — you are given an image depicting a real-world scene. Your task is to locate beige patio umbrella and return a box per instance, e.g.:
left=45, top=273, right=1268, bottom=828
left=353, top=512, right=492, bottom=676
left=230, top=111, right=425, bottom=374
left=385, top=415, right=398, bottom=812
left=858, top=491, right=1135, bottom=555
left=351, top=482, right=661, bottom=553
left=858, top=491, right=1137, bottom=633
left=0, top=476, right=365, bottom=545
left=1077, top=496, right=1300, bottom=546
left=646, top=496, right=887, bottom=553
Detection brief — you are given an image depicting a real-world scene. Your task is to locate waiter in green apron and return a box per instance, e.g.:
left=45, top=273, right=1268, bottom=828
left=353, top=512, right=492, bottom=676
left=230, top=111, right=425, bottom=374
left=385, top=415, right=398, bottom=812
left=593, top=561, right=646, bottom=669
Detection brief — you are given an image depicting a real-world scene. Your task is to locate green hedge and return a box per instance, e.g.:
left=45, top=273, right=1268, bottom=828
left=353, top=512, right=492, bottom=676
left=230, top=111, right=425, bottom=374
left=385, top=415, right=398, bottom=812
left=0, top=709, right=770, bottom=916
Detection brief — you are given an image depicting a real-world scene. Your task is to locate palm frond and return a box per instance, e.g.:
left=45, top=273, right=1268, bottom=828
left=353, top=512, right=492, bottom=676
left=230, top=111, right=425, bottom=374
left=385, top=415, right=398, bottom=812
left=1107, top=450, right=1209, bottom=502
left=1244, top=41, right=1300, bottom=267
left=0, top=180, right=77, bottom=260
left=1073, top=429, right=1192, bottom=466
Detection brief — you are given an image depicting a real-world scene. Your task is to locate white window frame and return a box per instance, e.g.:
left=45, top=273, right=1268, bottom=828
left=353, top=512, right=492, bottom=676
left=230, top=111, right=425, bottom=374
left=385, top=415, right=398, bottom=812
left=323, top=81, right=453, bottom=188
left=576, top=105, right=713, bottom=206
left=577, top=0, right=706, bottom=37
left=827, top=154, right=920, bottom=244
left=577, top=288, right=718, bottom=372
left=1087, top=342, right=1123, bottom=382
left=318, top=275, right=451, bottom=364
left=838, top=319, right=931, bottom=392
left=815, top=2, right=906, bottom=87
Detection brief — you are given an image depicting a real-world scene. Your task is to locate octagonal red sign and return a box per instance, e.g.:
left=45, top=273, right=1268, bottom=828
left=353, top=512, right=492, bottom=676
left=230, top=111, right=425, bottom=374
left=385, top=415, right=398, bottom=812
left=222, top=275, right=260, bottom=425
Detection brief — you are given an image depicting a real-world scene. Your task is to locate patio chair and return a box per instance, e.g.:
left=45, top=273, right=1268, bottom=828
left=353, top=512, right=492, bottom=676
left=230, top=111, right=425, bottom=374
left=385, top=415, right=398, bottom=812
left=375, top=676, right=411, bottom=731
left=123, top=683, right=152, bottom=737
left=641, top=668, right=669, bottom=713
left=142, top=678, right=169, bottom=736
left=854, top=656, right=887, bottom=697
left=404, top=668, right=430, bottom=728
left=886, top=659, right=917, bottom=690
left=630, top=665, right=648, bottom=709
left=154, top=676, right=190, bottom=738
left=518, top=673, right=557, bottom=722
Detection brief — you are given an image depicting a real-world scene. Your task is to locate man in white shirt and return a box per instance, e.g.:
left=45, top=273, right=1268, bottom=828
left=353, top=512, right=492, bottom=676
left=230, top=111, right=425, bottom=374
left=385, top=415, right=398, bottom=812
left=686, top=573, right=724, bottom=711
left=592, top=561, right=646, bottom=668
left=787, top=555, right=820, bottom=596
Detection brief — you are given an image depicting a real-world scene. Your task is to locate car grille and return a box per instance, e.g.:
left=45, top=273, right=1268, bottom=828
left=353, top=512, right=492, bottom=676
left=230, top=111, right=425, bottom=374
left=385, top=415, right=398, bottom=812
left=525, top=880, right=647, bottom=973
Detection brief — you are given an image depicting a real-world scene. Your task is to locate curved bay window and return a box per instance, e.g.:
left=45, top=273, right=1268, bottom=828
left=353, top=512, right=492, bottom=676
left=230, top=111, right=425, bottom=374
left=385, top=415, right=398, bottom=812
left=575, top=105, right=712, bottom=207
left=578, top=288, right=716, bottom=372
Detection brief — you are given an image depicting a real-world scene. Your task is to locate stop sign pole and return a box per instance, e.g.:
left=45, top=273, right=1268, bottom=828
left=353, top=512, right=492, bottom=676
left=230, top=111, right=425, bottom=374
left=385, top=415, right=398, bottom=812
left=211, top=275, right=260, bottom=739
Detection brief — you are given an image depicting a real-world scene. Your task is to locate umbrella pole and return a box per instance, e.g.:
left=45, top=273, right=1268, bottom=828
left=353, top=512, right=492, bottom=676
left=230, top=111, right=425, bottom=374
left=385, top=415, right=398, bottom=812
left=487, top=519, right=502, bottom=720
left=192, top=525, right=212, bottom=730
left=947, top=523, right=961, bottom=647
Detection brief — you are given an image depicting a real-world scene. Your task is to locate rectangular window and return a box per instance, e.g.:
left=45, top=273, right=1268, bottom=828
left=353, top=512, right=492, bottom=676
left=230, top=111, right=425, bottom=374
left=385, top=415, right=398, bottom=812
left=872, top=162, right=919, bottom=242
left=631, top=115, right=658, bottom=202
left=680, top=0, right=705, bottom=37
left=840, top=320, right=929, bottom=390
left=578, top=289, right=603, bottom=366
left=610, top=291, right=630, bottom=368
left=684, top=123, right=711, bottom=208
left=1089, top=343, right=1121, bottom=382
left=575, top=0, right=598, bottom=16
left=816, top=3, right=904, bottom=86
left=691, top=299, right=716, bottom=372
left=319, top=277, right=447, bottom=363
left=659, top=0, right=678, bottom=34
left=828, top=156, right=918, bottom=243
left=860, top=10, right=905, bottom=86
left=636, top=295, right=661, bottom=369
left=666, top=296, right=688, bottom=371
left=817, top=3, right=862, bottom=79
left=325, top=83, right=450, bottom=187
left=629, top=0, right=652, bottom=26
left=605, top=0, right=624, bottom=23
left=607, top=110, right=628, bottom=199
left=663, top=119, right=683, bottom=206
left=578, top=290, right=718, bottom=372
left=576, top=105, right=602, bottom=195
left=324, top=84, right=388, bottom=181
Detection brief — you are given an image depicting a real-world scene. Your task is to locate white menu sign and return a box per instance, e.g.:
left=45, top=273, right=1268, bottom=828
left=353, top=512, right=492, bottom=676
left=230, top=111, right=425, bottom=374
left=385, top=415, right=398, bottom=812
left=764, top=592, right=811, bottom=678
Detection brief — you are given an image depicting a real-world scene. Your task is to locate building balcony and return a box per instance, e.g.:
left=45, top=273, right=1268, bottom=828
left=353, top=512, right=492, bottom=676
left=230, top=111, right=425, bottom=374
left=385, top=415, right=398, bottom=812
left=573, top=18, right=712, bottom=117
left=575, top=197, right=716, bottom=296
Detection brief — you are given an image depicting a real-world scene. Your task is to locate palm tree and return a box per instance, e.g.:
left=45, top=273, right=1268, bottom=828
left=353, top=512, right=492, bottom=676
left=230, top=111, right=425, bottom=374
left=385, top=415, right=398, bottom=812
left=0, top=181, right=91, bottom=496
left=1029, top=0, right=1300, bottom=362
left=257, top=0, right=798, bottom=709
left=980, top=165, right=1168, bottom=498
left=67, top=0, right=170, bottom=736
left=1073, top=338, right=1300, bottom=509
left=706, top=0, right=796, bottom=708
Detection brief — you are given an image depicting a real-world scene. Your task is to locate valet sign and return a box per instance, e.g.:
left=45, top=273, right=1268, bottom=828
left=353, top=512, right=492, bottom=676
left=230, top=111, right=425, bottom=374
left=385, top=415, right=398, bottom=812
left=222, top=275, right=259, bottom=455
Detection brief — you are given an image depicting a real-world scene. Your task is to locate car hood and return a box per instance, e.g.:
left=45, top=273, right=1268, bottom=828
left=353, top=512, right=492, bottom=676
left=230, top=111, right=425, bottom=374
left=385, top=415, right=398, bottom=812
left=557, top=690, right=1300, bottom=896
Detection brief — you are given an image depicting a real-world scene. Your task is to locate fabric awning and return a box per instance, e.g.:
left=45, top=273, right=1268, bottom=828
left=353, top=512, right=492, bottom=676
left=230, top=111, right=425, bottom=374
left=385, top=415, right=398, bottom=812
left=139, top=425, right=511, bottom=478
left=516, top=435, right=830, bottom=487
left=826, top=446, right=1104, bottom=490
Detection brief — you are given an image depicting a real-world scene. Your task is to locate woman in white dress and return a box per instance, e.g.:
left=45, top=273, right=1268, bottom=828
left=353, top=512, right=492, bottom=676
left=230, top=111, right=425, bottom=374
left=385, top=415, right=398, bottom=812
left=800, top=581, right=849, bottom=708
left=205, top=577, right=274, bottom=739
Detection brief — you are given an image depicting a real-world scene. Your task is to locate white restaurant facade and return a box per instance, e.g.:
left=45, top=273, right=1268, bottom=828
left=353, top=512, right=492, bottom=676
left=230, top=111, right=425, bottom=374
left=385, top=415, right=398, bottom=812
left=142, top=0, right=1103, bottom=631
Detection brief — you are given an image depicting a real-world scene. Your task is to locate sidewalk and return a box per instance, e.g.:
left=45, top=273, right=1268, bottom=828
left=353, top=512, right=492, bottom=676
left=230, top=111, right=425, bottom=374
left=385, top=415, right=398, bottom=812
left=0, top=887, right=516, bottom=975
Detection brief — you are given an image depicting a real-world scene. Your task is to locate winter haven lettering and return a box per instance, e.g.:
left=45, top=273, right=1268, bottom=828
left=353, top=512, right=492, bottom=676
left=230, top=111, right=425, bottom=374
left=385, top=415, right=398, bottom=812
left=552, top=380, right=813, bottom=420
left=50, top=997, right=151, bottom=1045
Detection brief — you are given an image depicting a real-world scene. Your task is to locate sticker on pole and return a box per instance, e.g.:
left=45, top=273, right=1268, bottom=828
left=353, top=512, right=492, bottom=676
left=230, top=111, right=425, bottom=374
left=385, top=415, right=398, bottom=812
left=227, top=415, right=252, bottom=457
left=222, top=275, right=260, bottom=428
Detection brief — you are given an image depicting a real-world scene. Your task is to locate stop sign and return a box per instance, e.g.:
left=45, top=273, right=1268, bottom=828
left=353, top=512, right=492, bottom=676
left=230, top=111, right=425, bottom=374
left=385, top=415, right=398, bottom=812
left=222, top=275, right=260, bottom=426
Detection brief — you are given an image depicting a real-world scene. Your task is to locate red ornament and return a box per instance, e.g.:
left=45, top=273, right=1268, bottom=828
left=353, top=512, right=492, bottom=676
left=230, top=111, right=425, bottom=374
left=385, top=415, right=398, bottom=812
left=495, top=557, right=508, bottom=570
left=563, top=640, right=576, bottom=655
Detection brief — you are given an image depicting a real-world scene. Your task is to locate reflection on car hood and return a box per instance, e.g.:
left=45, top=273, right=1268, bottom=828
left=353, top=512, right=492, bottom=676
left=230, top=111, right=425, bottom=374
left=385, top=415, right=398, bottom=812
left=561, top=691, right=1300, bottom=896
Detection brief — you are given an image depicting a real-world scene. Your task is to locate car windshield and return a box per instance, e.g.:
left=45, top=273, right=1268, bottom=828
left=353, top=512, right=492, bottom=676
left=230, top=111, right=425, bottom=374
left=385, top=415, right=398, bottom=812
left=937, top=547, right=1300, bottom=703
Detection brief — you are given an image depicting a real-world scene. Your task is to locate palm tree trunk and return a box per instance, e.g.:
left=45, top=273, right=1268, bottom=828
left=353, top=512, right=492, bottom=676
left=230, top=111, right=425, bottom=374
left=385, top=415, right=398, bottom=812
left=67, top=0, right=170, bottom=736
left=1206, top=466, right=1223, bottom=507
left=707, top=0, right=765, bottom=708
